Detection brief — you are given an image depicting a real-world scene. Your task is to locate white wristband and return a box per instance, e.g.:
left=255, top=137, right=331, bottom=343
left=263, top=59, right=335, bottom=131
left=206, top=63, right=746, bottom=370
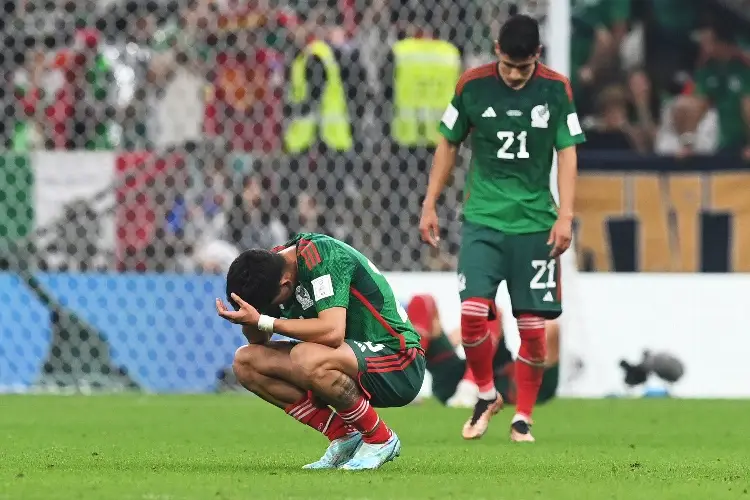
left=257, top=315, right=276, bottom=333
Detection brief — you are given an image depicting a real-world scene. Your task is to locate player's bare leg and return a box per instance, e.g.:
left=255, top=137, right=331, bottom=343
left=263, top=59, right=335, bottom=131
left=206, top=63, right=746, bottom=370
left=460, top=299, right=503, bottom=439
left=290, top=342, right=401, bottom=470
left=511, top=315, right=548, bottom=442
left=232, top=342, right=362, bottom=468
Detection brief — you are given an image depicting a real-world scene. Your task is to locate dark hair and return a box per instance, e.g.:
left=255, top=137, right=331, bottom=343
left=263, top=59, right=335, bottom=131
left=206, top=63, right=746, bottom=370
left=226, top=249, right=286, bottom=313
left=498, top=14, right=540, bottom=60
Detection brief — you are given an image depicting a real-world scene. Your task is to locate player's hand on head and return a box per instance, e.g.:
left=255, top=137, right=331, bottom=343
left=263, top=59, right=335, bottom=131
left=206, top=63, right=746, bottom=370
left=215, top=293, right=261, bottom=325
left=419, top=205, right=441, bottom=248
left=548, top=217, right=573, bottom=258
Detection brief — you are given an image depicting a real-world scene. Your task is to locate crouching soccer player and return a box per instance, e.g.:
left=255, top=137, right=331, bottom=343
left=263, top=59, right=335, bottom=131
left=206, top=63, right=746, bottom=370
left=407, top=294, right=560, bottom=422
left=216, top=233, right=425, bottom=470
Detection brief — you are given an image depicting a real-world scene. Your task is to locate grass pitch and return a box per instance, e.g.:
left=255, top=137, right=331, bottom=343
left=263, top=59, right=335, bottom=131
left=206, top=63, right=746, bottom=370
left=1, top=395, right=749, bottom=499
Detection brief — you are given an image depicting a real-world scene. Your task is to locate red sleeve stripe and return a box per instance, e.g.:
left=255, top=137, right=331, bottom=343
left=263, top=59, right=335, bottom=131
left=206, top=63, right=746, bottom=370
left=536, top=64, right=573, bottom=102
left=298, top=239, right=322, bottom=270
left=456, top=63, right=496, bottom=96
left=350, top=287, right=406, bottom=351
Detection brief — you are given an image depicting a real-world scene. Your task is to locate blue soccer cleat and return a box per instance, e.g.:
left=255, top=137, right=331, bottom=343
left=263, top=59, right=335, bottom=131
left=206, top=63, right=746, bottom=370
left=339, top=432, right=401, bottom=470
left=303, top=433, right=363, bottom=469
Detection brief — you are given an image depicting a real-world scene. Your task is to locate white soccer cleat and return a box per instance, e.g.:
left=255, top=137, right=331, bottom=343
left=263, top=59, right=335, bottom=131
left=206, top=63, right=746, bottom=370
left=339, top=432, right=401, bottom=470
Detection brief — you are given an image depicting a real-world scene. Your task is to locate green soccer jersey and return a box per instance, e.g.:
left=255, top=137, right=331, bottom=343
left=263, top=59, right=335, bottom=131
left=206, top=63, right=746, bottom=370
left=439, top=63, right=586, bottom=234
left=276, top=233, right=421, bottom=351
left=694, top=57, right=750, bottom=150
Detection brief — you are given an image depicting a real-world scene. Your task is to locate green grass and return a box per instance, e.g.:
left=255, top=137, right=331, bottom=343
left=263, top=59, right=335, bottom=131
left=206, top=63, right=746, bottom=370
left=1, top=396, right=749, bottom=499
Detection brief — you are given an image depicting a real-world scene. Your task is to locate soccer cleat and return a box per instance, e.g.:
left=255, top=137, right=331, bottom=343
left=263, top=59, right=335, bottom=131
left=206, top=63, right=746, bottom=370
left=510, top=419, right=535, bottom=443
left=302, top=433, right=363, bottom=469
left=339, top=432, right=401, bottom=470
left=461, top=394, right=503, bottom=440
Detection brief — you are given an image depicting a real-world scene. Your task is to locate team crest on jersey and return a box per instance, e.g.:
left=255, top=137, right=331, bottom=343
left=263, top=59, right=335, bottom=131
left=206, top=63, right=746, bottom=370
left=531, top=103, right=550, bottom=128
left=295, top=285, right=314, bottom=310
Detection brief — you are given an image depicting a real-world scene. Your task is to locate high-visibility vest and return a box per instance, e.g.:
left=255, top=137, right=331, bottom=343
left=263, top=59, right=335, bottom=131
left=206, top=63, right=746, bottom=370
left=284, top=40, right=353, bottom=153
left=392, top=38, right=461, bottom=147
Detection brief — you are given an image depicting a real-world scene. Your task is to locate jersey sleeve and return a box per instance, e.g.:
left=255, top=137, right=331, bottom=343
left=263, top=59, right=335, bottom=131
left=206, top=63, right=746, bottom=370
left=555, top=83, right=586, bottom=150
left=438, top=88, right=471, bottom=144
left=298, top=240, right=355, bottom=313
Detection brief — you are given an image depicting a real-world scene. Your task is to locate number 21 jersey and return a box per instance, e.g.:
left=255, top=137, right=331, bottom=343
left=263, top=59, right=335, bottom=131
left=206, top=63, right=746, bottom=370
left=439, top=63, right=586, bottom=234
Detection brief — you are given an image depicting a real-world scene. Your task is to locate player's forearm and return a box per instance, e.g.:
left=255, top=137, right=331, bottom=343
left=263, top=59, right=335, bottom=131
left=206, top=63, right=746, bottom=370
left=242, top=324, right=270, bottom=345
left=273, top=318, right=344, bottom=348
left=423, top=138, right=459, bottom=208
left=556, top=147, right=578, bottom=219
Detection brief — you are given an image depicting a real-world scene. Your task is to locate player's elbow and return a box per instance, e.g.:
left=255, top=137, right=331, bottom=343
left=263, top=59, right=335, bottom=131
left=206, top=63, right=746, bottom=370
left=320, top=327, right=345, bottom=348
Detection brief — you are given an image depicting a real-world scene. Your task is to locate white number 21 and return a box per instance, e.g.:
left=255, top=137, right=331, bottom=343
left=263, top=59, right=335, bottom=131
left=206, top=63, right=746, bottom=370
left=530, top=259, right=557, bottom=289
left=497, top=130, right=529, bottom=160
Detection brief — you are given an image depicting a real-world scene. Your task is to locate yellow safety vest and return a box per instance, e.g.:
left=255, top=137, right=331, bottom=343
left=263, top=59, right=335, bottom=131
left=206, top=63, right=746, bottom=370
left=392, top=38, right=461, bottom=147
left=284, top=40, right=353, bottom=154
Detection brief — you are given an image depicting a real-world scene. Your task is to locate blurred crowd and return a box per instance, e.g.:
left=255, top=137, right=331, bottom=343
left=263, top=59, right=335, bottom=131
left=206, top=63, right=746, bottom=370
left=1, top=0, right=750, bottom=273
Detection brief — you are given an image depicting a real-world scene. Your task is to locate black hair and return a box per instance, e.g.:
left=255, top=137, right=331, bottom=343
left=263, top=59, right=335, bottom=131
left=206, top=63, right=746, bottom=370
left=225, top=249, right=286, bottom=314
left=498, top=14, right=540, bottom=60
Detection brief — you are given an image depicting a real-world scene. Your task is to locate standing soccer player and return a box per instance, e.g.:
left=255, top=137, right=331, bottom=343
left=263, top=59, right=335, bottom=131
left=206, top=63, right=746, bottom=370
left=216, top=233, right=425, bottom=469
left=419, top=14, right=585, bottom=442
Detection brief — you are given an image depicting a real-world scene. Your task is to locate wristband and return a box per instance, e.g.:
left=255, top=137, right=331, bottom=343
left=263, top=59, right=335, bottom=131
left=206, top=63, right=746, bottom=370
left=257, top=315, right=276, bottom=333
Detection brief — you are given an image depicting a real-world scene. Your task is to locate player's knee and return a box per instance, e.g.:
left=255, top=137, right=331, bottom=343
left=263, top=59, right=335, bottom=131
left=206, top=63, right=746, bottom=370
left=461, top=299, right=491, bottom=344
left=232, top=345, right=264, bottom=387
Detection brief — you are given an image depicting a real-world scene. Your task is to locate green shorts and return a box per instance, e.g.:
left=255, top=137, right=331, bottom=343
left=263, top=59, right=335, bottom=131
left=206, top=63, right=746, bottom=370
left=458, top=221, right=562, bottom=319
left=345, top=339, right=426, bottom=408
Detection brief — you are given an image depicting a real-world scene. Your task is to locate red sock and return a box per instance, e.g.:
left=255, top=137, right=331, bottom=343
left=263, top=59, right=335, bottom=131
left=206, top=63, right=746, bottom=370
left=463, top=313, right=502, bottom=384
left=338, top=396, right=392, bottom=444
left=461, top=298, right=495, bottom=394
left=285, top=394, right=352, bottom=441
left=514, top=314, right=547, bottom=419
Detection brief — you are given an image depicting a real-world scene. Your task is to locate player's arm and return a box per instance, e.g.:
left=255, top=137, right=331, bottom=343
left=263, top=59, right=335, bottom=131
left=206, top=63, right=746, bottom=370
left=241, top=324, right=271, bottom=345
left=274, top=246, right=355, bottom=347
left=550, top=84, right=586, bottom=257
left=220, top=294, right=347, bottom=348
left=556, top=146, right=577, bottom=222
left=420, top=87, right=471, bottom=247
left=272, top=309, right=346, bottom=348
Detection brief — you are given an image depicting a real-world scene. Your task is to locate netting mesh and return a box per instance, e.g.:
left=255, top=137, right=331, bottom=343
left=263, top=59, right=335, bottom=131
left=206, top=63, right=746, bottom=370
left=0, top=0, right=558, bottom=392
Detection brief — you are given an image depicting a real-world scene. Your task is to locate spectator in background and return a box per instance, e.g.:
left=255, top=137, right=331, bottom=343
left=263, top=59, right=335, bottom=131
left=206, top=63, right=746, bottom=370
left=45, top=28, right=114, bottom=150
left=679, top=25, right=750, bottom=158
left=580, top=85, right=645, bottom=152
left=147, top=0, right=212, bottom=150
left=203, top=5, right=291, bottom=153
left=655, top=73, right=718, bottom=156
left=226, top=174, right=287, bottom=251
left=637, top=0, right=700, bottom=103
left=570, top=0, right=631, bottom=118
left=626, top=70, right=660, bottom=153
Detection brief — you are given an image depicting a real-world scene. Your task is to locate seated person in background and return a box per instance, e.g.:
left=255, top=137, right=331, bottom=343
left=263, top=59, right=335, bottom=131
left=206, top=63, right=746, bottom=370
left=407, top=294, right=560, bottom=408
